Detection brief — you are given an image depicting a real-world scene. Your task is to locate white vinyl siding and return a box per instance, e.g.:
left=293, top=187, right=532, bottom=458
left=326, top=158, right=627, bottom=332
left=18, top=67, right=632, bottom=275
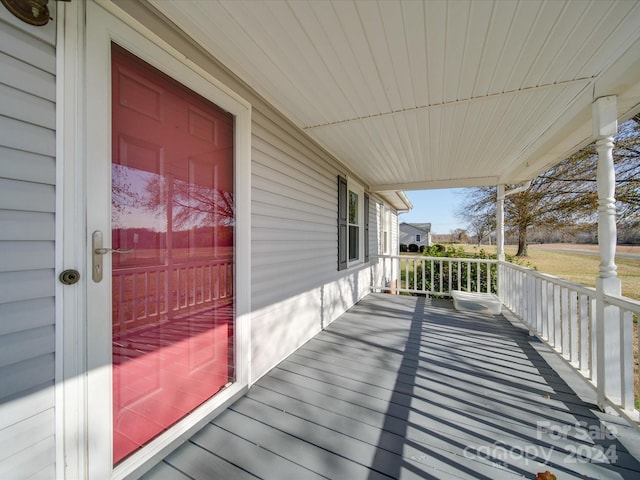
left=0, top=5, right=57, bottom=479
left=250, top=112, right=367, bottom=378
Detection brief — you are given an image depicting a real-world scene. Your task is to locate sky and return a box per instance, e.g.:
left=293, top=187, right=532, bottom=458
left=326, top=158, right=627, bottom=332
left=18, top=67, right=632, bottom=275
left=398, top=188, right=471, bottom=234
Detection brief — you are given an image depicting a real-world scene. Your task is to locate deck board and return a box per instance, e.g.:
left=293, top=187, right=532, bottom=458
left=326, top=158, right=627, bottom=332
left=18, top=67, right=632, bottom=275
left=142, top=293, right=640, bottom=479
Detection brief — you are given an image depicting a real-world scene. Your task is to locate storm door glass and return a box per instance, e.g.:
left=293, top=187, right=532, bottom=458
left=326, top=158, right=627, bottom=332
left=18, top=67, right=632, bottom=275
left=110, top=44, right=235, bottom=463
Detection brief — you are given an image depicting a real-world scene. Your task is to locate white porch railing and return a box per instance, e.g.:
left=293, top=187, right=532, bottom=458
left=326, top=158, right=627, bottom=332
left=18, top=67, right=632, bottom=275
left=371, top=254, right=498, bottom=296
left=371, top=255, right=639, bottom=420
left=499, top=261, right=639, bottom=419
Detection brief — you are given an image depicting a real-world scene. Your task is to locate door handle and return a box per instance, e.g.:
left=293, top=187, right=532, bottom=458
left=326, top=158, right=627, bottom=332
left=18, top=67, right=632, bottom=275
left=92, top=230, right=134, bottom=282
left=94, top=247, right=134, bottom=255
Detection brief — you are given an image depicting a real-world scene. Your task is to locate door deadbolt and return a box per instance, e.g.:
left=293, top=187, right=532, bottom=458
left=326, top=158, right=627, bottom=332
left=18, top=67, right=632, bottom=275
left=59, top=269, right=80, bottom=285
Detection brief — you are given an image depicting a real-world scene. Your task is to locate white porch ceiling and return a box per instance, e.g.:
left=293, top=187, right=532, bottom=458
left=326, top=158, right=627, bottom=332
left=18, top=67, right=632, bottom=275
left=150, top=0, right=640, bottom=192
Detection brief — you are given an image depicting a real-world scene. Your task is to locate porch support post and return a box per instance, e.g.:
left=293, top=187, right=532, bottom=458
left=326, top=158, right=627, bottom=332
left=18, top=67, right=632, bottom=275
left=496, top=185, right=505, bottom=262
left=592, top=96, right=622, bottom=409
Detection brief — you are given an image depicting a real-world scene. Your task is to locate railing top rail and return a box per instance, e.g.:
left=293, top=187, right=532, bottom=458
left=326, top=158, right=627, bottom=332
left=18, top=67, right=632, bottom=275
left=499, top=260, right=597, bottom=296
left=375, top=254, right=498, bottom=265
left=603, top=293, right=640, bottom=312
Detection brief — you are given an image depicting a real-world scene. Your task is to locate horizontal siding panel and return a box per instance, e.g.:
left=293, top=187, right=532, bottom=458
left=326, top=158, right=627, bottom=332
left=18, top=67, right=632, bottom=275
left=0, top=211, right=54, bottom=240
left=251, top=158, right=336, bottom=198
left=251, top=159, right=336, bottom=208
left=0, top=52, right=55, bottom=101
left=0, top=434, right=55, bottom=480
left=251, top=264, right=370, bottom=314
left=251, top=260, right=337, bottom=288
left=0, top=391, right=55, bottom=480
left=252, top=224, right=333, bottom=243
left=0, top=146, right=55, bottom=184
left=251, top=188, right=338, bottom=224
left=0, top=269, right=54, bottom=304
left=0, top=116, right=55, bottom=157
left=0, top=19, right=55, bottom=73
left=0, top=326, right=55, bottom=369
left=0, top=298, right=54, bottom=336
left=252, top=131, right=335, bottom=191
left=0, top=408, right=54, bottom=463
left=0, top=83, right=55, bottom=129
left=0, top=353, right=54, bottom=402
left=252, top=240, right=332, bottom=256
left=251, top=277, right=326, bottom=313
left=251, top=189, right=337, bottom=227
left=0, top=385, right=53, bottom=431
left=24, top=463, right=56, bottom=480
left=251, top=246, right=336, bottom=270
left=252, top=109, right=344, bottom=182
left=0, top=241, right=53, bottom=272
left=0, top=178, right=55, bottom=213
left=252, top=170, right=334, bottom=214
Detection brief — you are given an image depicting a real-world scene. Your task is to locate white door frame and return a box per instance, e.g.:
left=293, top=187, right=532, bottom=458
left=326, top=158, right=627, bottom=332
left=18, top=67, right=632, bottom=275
left=58, top=2, right=251, bottom=478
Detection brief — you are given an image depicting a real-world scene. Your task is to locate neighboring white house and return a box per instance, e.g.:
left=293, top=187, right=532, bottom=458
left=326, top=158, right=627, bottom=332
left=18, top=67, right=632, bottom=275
left=400, top=222, right=432, bottom=249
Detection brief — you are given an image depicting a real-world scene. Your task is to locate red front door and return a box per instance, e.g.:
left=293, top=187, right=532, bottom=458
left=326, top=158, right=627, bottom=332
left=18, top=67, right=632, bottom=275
left=110, top=44, right=235, bottom=463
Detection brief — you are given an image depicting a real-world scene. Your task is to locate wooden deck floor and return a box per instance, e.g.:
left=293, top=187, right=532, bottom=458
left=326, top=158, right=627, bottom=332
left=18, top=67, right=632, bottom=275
left=142, top=293, right=640, bottom=480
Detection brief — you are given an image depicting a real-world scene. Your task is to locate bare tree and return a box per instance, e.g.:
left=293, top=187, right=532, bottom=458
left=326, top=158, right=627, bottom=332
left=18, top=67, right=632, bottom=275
left=458, top=202, right=495, bottom=246
left=460, top=117, right=640, bottom=256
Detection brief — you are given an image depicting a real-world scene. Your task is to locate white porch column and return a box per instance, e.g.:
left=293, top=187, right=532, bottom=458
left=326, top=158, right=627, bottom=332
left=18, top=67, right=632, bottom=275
left=592, top=96, right=622, bottom=409
left=496, top=185, right=505, bottom=262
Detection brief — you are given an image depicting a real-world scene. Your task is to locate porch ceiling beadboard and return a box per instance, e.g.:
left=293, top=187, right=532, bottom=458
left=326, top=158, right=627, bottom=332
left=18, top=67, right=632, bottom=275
left=150, top=0, right=640, bottom=191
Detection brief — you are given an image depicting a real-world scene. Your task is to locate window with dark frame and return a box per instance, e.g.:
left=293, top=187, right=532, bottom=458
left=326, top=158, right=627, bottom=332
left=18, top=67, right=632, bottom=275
left=337, top=175, right=369, bottom=270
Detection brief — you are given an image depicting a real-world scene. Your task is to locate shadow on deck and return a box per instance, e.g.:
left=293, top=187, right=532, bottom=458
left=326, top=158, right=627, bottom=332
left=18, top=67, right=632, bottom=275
left=143, top=293, right=640, bottom=479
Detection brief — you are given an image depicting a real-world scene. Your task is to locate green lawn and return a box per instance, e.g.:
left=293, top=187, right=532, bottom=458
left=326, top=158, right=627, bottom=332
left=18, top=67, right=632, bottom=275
left=456, top=244, right=640, bottom=301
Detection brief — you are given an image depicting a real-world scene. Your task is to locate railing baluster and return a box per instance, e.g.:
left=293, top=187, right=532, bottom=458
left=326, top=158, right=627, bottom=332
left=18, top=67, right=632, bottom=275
left=621, top=309, right=634, bottom=410
left=569, top=291, right=578, bottom=365
left=405, top=259, right=409, bottom=291
left=429, top=258, right=433, bottom=295
left=547, top=282, right=555, bottom=347
left=554, top=285, right=562, bottom=351
left=590, top=296, right=597, bottom=381
left=535, top=277, right=542, bottom=335
left=561, top=287, right=570, bottom=358
left=579, top=294, right=589, bottom=374
left=540, top=280, right=548, bottom=341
